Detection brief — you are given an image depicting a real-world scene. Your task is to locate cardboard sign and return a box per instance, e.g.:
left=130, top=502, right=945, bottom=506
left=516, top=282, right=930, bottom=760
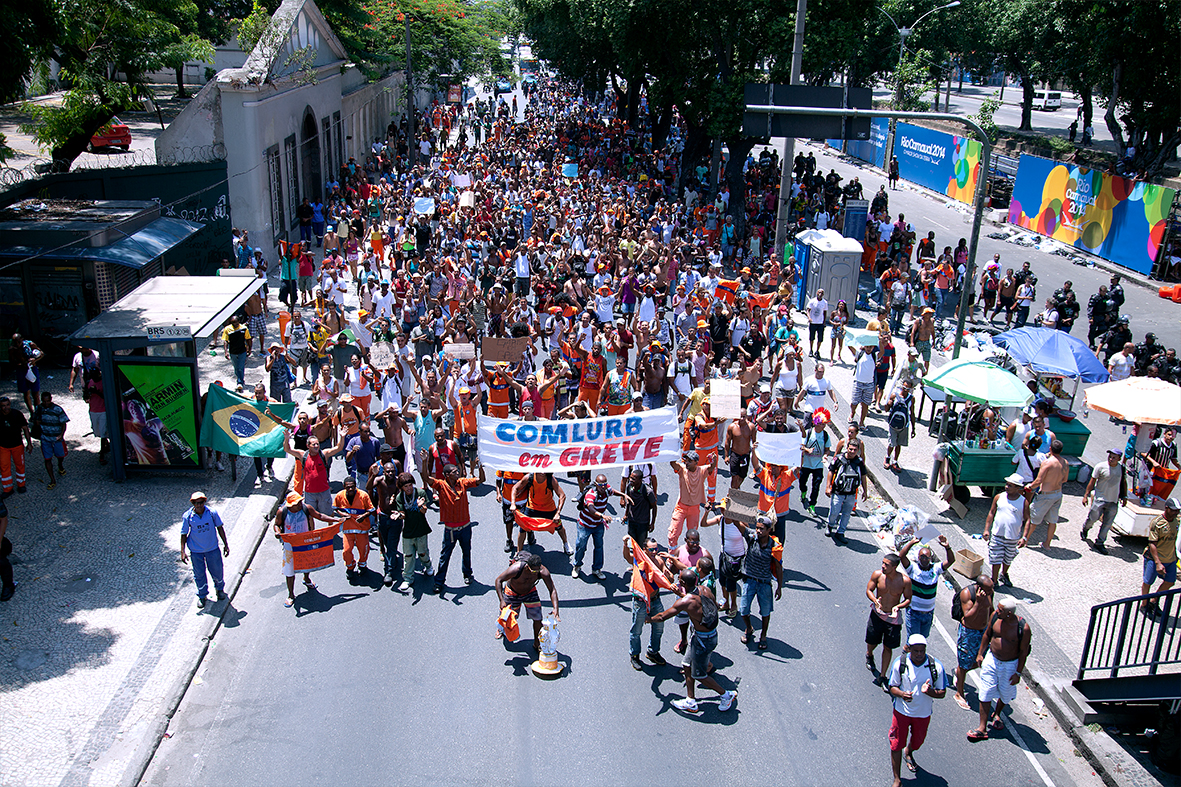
left=481, top=336, right=530, bottom=362
left=368, top=341, right=396, bottom=370
left=709, top=379, right=743, bottom=419
left=451, top=173, right=472, bottom=188
left=722, top=489, right=760, bottom=525
left=444, top=342, right=477, bottom=359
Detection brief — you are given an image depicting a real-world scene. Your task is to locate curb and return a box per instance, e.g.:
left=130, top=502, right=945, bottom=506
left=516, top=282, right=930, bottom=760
left=825, top=374, right=1163, bottom=787
left=119, top=461, right=295, bottom=787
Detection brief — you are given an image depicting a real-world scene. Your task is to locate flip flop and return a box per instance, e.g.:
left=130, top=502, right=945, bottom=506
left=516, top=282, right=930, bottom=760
left=966, top=729, right=988, bottom=742
left=904, top=752, right=917, bottom=773
left=740, top=633, right=752, bottom=645
left=757, top=639, right=769, bottom=650
left=283, top=597, right=295, bottom=608
left=674, top=641, right=686, bottom=654
left=954, top=694, right=970, bottom=711
left=303, top=578, right=317, bottom=590
left=990, top=716, right=1005, bottom=732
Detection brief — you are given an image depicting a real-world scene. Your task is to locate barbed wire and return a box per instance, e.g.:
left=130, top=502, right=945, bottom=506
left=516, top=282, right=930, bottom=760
left=0, top=145, right=227, bottom=188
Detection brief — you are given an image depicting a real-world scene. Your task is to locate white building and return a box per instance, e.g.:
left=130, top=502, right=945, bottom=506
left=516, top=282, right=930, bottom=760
left=156, top=0, right=404, bottom=248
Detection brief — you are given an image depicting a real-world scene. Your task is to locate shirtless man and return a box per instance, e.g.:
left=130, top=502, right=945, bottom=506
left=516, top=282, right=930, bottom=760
left=908, top=307, right=936, bottom=372
left=952, top=575, right=995, bottom=709
left=994, top=270, right=1018, bottom=328
left=968, top=598, right=1031, bottom=741
left=1022, top=439, right=1067, bottom=548
left=495, top=552, right=560, bottom=647
left=867, top=554, right=913, bottom=686
left=638, top=347, right=669, bottom=409
left=374, top=402, right=411, bottom=471
left=371, top=460, right=401, bottom=586
left=723, top=410, right=756, bottom=490
left=649, top=569, right=737, bottom=714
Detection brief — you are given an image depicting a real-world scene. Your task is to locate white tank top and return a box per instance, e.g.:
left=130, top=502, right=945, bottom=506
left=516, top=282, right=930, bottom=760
left=992, top=493, right=1024, bottom=540
left=777, top=359, right=798, bottom=392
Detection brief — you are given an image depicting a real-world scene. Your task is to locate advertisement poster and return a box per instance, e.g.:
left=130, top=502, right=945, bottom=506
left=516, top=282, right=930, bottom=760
left=894, top=123, right=982, bottom=205
left=115, top=363, right=200, bottom=467
left=1007, top=155, right=1175, bottom=275
left=839, top=118, right=888, bottom=170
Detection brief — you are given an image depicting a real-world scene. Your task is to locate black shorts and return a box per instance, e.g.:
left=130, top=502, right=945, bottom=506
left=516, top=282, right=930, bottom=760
left=729, top=451, right=751, bottom=478
left=874, top=370, right=889, bottom=389
left=866, top=610, right=902, bottom=649
left=809, top=323, right=825, bottom=342
left=998, top=294, right=1015, bottom=310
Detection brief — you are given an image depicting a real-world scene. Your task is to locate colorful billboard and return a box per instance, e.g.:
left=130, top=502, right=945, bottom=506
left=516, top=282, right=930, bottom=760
left=115, top=363, right=200, bottom=467
left=1007, top=155, right=1175, bottom=275
left=895, top=123, right=982, bottom=205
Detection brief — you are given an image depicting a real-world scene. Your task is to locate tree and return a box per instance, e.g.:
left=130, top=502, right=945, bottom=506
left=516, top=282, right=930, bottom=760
left=18, top=0, right=214, bottom=172
left=0, top=0, right=61, bottom=106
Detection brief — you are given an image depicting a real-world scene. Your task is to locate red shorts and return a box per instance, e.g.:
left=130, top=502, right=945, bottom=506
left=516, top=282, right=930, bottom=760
left=888, top=710, right=930, bottom=753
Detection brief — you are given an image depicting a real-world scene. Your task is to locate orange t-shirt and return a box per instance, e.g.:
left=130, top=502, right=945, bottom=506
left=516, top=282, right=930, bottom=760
left=430, top=477, right=480, bottom=526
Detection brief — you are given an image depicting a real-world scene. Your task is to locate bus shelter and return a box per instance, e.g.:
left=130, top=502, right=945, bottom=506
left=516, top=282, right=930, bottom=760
left=68, top=273, right=265, bottom=481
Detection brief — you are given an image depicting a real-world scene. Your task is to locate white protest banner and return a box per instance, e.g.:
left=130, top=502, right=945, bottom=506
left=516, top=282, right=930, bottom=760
left=709, top=378, right=742, bottom=418
left=413, top=197, right=436, bottom=215
left=754, top=431, right=803, bottom=468
left=444, top=342, right=477, bottom=359
left=451, top=173, right=472, bottom=188
left=368, top=341, right=396, bottom=369
left=477, top=407, right=681, bottom=472
left=459, top=190, right=475, bottom=209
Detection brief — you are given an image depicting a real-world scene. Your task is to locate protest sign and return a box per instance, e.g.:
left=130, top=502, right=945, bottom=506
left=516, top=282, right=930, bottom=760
left=481, top=336, right=530, bottom=362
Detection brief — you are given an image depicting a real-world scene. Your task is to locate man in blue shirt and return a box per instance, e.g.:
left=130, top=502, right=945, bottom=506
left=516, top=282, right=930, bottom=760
left=180, top=491, right=230, bottom=608
left=344, top=421, right=381, bottom=481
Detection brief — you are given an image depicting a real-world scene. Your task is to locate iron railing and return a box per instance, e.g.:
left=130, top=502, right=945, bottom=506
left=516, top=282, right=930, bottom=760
left=1077, top=587, right=1180, bottom=681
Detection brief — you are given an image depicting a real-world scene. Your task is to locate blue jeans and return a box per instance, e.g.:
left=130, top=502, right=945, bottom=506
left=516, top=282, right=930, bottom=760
left=377, top=513, right=402, bottom=573
left=907, top=608, right=934, bottom=641
left=739, top=577, right=774, bottom=617
left=827, top=492, right=856, bottom=534
left=631, top=593, right=665, bottom=656
left=231, top=352, right=248, bottom=387
left=935, top=288, right=949, bottom=317
left=890, top=308, right=905, bottom=335
left=643, top=390, right=666, bottom=410
left=190, top=548, right=224, bottom=599
left=299, top=224, right=312, bottom=243
left=574, top=523, right=604, bottom=572
left=435, top=524, right=472, bottom=587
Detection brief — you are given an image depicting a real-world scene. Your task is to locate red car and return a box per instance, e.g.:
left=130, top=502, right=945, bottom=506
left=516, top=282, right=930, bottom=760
left=90, top=118, right=132, bottom=151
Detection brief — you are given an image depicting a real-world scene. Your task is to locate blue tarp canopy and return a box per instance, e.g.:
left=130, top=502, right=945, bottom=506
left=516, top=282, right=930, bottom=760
left=993, top=327, right=1110, bottom=383
left=0, top=217, right=201, bottom=270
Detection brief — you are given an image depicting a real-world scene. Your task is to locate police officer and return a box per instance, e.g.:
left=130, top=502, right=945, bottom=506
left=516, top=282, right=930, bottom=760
left=1097, top=316, right=1133, bottom=363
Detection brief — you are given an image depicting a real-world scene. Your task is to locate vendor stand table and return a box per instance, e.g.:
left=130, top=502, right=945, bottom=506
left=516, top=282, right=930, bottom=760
left=1046, top=413, right=1091, bottom=457
left=947, top=440, right=1015, bottom=488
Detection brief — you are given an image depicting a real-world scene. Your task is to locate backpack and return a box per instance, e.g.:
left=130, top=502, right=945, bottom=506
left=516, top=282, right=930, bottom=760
left=951, top=583, right=976, bottom=622
left=888, top=396, right=910, bottom=431
left=899, top=654, right=941, bottom=690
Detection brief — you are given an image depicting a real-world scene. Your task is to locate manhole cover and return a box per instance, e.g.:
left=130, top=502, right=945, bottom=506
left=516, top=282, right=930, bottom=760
left=64, top=574, right=97, bottom=593
left=15, top=650, right=47, bottom=670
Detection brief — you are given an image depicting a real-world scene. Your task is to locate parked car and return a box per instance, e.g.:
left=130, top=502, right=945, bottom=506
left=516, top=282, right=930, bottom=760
left=90, top=118, right=132, bottom=151
left=495, top=78, right=513, bottom=95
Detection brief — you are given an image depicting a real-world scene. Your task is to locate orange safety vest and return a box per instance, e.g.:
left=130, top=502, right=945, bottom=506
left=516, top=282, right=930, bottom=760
left=453, top=401, right=477, bottom=437
left=757, top=466, right=795, bottom=516
left=691, top=417, right=720, bottom=454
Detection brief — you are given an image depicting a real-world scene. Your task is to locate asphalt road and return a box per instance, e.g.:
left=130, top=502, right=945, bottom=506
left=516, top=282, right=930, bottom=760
left=142, top=456, right=1090, bottom=787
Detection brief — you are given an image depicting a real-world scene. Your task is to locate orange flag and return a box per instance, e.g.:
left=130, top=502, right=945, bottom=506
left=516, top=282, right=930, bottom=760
left=714, top=279, right=740, bottom=305
left=515, top=510, right=561, bottom=534
left=626, top=536, right=677, bottom=610
left=748, top=291, right=775, bottom=310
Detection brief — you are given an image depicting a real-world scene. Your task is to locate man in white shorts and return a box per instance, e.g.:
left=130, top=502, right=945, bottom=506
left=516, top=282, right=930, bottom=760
left=969, top=598, right=1030, bottom=741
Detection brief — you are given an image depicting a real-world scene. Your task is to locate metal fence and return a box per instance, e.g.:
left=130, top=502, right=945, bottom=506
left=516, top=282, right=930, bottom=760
left=0, top=144, right=226, bottom=188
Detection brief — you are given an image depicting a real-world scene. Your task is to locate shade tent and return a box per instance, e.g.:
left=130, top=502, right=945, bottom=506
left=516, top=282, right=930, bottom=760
left=1084, top=377, right=1181, bottom=426
left=925, top=359, right=1034, bottom=408
left=993, top=327, right=1110, bottom=383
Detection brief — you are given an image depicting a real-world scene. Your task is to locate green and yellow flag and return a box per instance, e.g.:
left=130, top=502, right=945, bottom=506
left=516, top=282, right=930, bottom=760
left=199, top=385, right=297, bottom=457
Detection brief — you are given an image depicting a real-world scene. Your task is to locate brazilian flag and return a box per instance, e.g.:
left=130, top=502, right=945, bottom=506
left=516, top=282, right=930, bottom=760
left=199, top=385, right=297, bottom=457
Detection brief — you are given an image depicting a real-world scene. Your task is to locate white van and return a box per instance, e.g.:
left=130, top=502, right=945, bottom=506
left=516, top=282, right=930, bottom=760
left=1032, top=90, right=1063, bottom=111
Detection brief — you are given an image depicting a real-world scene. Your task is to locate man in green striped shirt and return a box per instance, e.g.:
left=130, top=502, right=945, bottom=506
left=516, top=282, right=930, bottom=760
left=899, top=535, right=954, bottom=650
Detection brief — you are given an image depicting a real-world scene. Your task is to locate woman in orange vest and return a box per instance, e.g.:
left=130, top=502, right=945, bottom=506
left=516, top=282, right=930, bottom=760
left=485, top=363, right=513, bottom=418
left=577, top=339, right=608, bottom=413
left=689, top=400, right=721, bottom=504
left=448, top=383, right=480, bottom=476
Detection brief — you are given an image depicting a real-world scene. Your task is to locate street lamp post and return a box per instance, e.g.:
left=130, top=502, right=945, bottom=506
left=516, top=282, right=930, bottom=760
left=880, top=1, right=961, bottom=164
left=404, top=12, right=414, bottom=168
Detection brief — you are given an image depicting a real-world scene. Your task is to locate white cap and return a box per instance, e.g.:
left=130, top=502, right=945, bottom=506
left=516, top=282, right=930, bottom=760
left=907, top=633, right=927, bottom=647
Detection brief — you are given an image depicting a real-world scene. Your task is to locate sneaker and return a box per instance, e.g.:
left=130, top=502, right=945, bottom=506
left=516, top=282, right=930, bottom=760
left=1093, top=543, right=1108, bottom=555
left=563, top=543, right=574, bottom=556
left=834, top=533, right=848, bottom=545
left=646, top=650, right=667, bottom=666
left=672, top=697, right=700, bottom=714
left=572, top=565, right=581, bottom=578
left=215, top=589, right=227, bottom=602
left=1, top=583, right=16, bottom=602
left=196, top=597, right=207, bottom=609
left=630, top=654, right=644, bottom=671
left=430, top=584, right=441, bottom=595
left=358, top=562, right=367, bottom=571
left=593, top=570, right=607, bottom=580
left=504, top=539, right=514, bottom=553
left=383, top=572, right=395, bottom=587
left=422, top=565, right=435, bottom=577
left=216, top=461, right=225, bottom=471
left=719, top=690, right=737, bottom=712
left=464, top=575, right=474, bottom=586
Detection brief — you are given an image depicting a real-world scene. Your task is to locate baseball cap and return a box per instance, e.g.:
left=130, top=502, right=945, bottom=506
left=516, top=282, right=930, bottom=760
left=759, top=382, right=771, bottom=393
left=906, top=634, right=927, bottom=647
left=631, top=391, right=643, bottom=400
left=1106, top=448, right=1122, bottom=456
left=1166, top=497, right=1181, bottom=511
left=379, top=443, right=394, bottom=453
left=190, top=491, right=207, bottom=502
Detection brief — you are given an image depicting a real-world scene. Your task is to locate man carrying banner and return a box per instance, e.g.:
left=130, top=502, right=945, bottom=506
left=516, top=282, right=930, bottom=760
left=495, top=552, right=560, bottom=650
left=511, top=472, right=573, bottom=555
left=273, top=491, right=344, bottom=608
left=624, top=536, right=673, bottom=671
